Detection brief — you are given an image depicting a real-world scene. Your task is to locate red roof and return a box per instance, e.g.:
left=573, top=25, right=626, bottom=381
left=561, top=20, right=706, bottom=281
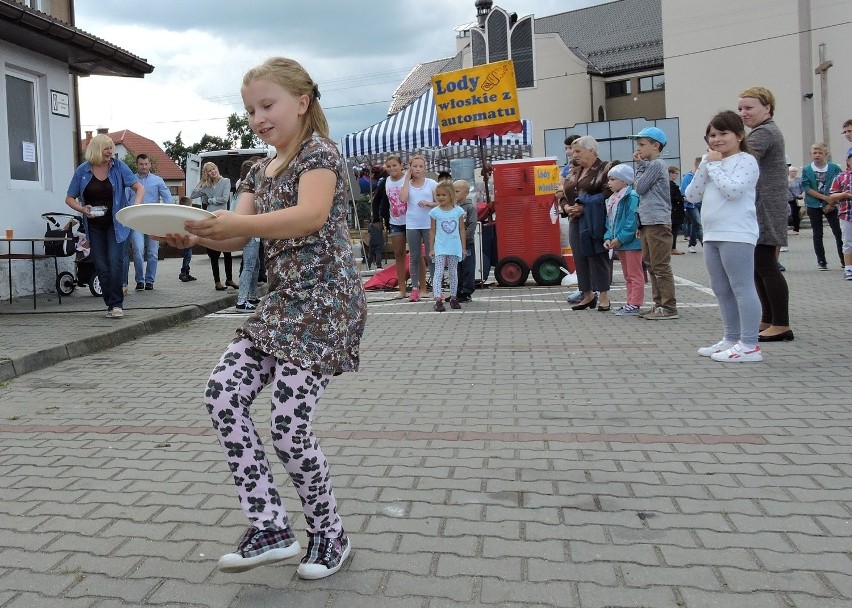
left=81, top=129, right=185, bottom=180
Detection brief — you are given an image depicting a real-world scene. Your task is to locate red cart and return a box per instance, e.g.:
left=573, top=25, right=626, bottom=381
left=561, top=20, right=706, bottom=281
left=491, top=157, right=566, bottom=286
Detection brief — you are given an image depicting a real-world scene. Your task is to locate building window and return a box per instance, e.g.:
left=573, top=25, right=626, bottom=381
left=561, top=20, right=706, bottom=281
left=486, top=10, right=508, bottom=62
left=639, top=74, right=665, bottom=92
left=510, top=17, right=534, bottom=88
left=605, top=80, right=631, bottom=98
left=5, top=70, right=42, bottom=186
left=472, top=8, right=535, bottom=89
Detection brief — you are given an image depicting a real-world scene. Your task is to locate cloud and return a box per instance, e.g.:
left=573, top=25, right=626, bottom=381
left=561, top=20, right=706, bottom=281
left=74, top=1, right=602, bottom=149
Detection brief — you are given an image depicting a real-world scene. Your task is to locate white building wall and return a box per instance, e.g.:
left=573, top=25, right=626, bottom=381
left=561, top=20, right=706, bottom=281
left=663, top=0, right=852, bottom=168
left=1, top=41, right=78, bottom=299
left=516, top=34, right=595, bottom=158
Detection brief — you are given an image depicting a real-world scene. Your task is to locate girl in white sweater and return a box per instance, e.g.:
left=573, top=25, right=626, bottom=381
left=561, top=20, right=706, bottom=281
left=685, top=111, right=763, bottom=362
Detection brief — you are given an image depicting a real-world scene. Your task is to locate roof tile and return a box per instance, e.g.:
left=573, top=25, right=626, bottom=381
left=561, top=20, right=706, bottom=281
left=82, top=130, right=185, bottom=180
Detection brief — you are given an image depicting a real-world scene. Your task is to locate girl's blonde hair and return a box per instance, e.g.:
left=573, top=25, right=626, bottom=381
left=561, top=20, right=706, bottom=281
left=435, top=180, right=455, bottom=201
left=739, top=86, right=776, bottom=116
left=84, top=134, right=114, bottom=165
left=197, top=162, right=221, bottom=188
left=242, top=57, right=329, bottom=176
left=408, top=154, right=427, bottom=166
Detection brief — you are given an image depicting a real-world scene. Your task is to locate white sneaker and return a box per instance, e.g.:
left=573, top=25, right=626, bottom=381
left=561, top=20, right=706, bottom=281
left=698, top=339, right=735, bottom=357
left=711, top=342, right=763, bottom=363
left=687, top=246, right=697, bottom=253
left=780, top=246, right=789, bottom=252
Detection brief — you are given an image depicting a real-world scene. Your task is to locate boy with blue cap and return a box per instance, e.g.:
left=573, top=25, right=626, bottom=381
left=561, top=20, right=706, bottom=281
left=630, top=126, right=678, bottom=320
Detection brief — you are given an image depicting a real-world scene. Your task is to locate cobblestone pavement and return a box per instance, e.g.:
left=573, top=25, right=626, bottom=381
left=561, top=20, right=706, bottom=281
left=0, top=235, right=850, bottom=607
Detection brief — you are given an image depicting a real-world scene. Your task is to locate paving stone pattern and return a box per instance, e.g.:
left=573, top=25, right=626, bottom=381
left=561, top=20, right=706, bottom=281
left=0, top=238, right=850, bottom=607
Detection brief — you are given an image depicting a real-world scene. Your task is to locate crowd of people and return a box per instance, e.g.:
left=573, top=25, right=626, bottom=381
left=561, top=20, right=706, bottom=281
left=556, top=88, right=852, bottom=363
left=369, top=154, right=478, bottom=310
left=61, top=66, right=852, bottom=582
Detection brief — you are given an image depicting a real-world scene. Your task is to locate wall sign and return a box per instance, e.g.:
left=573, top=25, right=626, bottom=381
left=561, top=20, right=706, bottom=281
left=533, top=165, right=561, bottom=195
left=431, top=60, right=523, bottom=144
left=50, top=90, right=70, bottom=117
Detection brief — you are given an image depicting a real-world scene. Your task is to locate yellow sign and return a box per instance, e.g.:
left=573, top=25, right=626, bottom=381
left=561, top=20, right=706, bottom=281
left=533, top=165, right=561, bottom=195
left=431, top=60, right=522, bottom=144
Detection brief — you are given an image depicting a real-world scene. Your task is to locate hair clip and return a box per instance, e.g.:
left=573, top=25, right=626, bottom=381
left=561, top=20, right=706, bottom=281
left=312, top=83, right=321, bottom=101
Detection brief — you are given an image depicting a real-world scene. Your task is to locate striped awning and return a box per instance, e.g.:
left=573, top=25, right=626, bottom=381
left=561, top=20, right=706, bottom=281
left=341, top=88, right=532, bottom=171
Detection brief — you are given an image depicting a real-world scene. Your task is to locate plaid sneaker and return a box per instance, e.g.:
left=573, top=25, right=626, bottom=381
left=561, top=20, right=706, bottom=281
left=613, top=304, right=640, bottom=316
left=297, top=531, right=351, bottom=580
left=217, top=525, right=301, bottom=573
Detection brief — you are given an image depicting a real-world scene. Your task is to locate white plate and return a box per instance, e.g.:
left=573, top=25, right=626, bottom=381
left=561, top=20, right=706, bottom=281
left=116, top=204, right=214, bottom=236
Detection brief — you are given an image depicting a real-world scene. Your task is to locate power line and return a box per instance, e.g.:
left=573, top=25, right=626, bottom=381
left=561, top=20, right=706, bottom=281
left=84, top=98, right=393, bottom=128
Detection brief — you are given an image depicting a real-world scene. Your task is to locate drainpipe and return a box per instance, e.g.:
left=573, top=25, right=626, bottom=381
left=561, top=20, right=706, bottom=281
left=69, top=2, right=83, bottom=167
left=589, top=75, right=594, bottom=122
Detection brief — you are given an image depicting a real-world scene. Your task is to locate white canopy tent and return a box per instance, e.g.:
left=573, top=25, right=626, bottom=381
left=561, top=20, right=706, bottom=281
left=341, top=87, right=532, bottom=172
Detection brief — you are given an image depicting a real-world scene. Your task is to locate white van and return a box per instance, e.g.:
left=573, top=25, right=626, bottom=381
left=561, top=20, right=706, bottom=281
left=186, top=148, right=273, bottom=208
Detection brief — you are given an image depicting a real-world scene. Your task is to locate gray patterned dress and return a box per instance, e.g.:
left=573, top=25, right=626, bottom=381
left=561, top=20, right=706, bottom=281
left=747, top=118, right=788, bottom=247
left=236, top=135, right=366, bottom=374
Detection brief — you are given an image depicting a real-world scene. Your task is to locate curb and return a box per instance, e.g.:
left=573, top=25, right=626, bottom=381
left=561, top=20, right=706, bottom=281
left=0, top=295, right=235, bottom=382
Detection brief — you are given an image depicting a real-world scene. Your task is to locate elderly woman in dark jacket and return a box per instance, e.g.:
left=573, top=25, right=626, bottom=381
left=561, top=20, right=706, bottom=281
left=557, top=135, right=614, bottom=311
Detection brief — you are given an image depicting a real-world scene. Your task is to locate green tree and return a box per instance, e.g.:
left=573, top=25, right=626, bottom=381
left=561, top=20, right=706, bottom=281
left=164, top=131, right=232, bottom=172
left=226, top=112, right=263, bottom=149
left=122, top=152, right=158, bottom=174
left=163, top=132, right=190, bottom=171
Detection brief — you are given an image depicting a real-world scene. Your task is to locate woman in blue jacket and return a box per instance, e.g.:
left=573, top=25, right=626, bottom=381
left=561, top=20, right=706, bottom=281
left=603, top=164, right=644, bottom=315
left=65, top=134, right=143, bottom=318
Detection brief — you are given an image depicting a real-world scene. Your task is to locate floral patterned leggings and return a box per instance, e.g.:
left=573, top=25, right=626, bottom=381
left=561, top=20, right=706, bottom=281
left=432, top=254, right=460, bottom=300
left=204, top=336, right=341, bottom=536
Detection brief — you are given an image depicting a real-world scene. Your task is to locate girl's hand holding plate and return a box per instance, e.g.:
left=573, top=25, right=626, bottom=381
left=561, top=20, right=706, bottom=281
left=184, top=210, right=236, bottom=241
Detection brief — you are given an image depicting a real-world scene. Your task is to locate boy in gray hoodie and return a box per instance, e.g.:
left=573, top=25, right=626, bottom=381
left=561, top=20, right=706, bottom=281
left=631, top=127, right=678, bottom=320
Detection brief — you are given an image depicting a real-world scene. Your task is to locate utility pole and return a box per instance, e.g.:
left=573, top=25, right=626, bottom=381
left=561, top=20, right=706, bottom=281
left=815, top=43, right=833, bottom=157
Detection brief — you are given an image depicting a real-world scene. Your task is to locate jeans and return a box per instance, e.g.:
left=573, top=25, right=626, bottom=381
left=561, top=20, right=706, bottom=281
left=237, top=238, right=260, bottom=303
left=180, top=248, right=192, bottom=275
left=87, top=223, right=127, bottom=309
left=458, top=243, right=476, bottom=296
left=684, top=207, right=703, bottom=247
left=127, top=230, right=158, bottom=284
left=806, top=206, right=844, bottom=266
left=406, top=228, right=433, bottom=289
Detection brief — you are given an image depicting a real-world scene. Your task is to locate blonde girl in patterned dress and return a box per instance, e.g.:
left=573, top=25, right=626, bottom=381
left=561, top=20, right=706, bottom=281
left=158, top=57, right=366, bottom=579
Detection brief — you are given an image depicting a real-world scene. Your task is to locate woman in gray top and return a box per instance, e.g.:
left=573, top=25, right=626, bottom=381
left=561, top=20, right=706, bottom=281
left=191, top=162, right=237, bottom=290
left=737, top=87, right=793, bottom=342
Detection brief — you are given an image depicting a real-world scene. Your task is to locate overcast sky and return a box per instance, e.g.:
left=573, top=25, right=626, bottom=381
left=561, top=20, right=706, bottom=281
left=74, top=0, right=605, bottom=150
